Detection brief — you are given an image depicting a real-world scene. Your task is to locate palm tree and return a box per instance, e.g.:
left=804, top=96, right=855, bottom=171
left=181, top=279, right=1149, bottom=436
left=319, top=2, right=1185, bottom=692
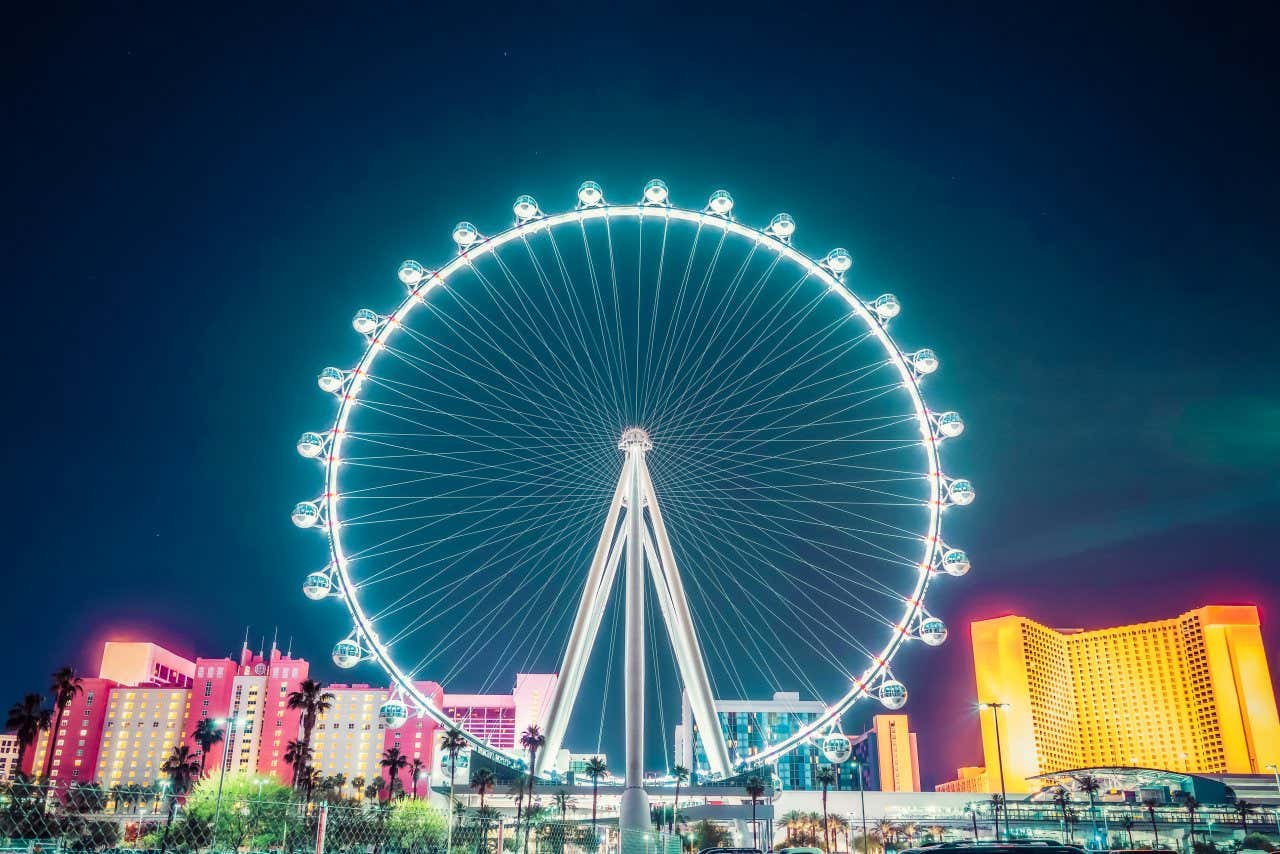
left=1051, top=788, right=1071, bottom=843
left=471, top=768, right=497, bottom=810
left=520, top=724, right=547, bottom=853
left=381, top=746, right=409, bottom=799
left=671, top=764, right=689, bottom=835
left=333, top=772, right=348, bottom=799
left=6, top=693, right=51, bottom=777
left=191, top=717, right=225, bottom=778
left=1120, top=816, right=1134, bottom=848
left=409, top=757, right=425, bottom=799
left=285, top=680, right=334, bottom=787
left=901, top=822, right=919, bottom=846
left=874, top=820, right=899, bottom=849
left=780, top=811, right=804, bottom=846
left=158, top=744, right=200, bottom=854
left=509, top=780, right=527, bottom=846
left=963, top=802, right=981, bottom=841
left=1183, top=795, right=1199, bottom=847
left=1074, top=774, right=1102, bottom=844
left=351, top=774, right=366, bottom=801
left=815, top=765, right=836, bottom=852
left=585, top=756, right=608, bottom=837
left=1064, top=808, right=1079, bottom=845
left=745, top=775, right=766, bottom=851
left=44, top=666, right=83, bottom=784
left=440, top=728, right=468, bottom=852
left=283, top=739, right=313, bottom=791
left=1234, top=800, right=1258, bottom=835
left=304, top=766, right=323, bottom=804
left=992, top=793, right=1006, bottom=842
left=553, top=790, right=573, bottom=820
left=1142, top=797, right=1160, bottom=849
left=475, top=805, right=501, bottom=853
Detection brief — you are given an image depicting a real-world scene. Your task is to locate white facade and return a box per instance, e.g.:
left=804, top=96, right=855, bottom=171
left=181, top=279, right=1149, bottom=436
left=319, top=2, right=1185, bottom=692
left=226, top=674, right=268, bottom=774
left=98, top=687, right=191, bottom=787
left=0, top=733, right=20, bottom=780
left=311, top=685, right=388, bottom=791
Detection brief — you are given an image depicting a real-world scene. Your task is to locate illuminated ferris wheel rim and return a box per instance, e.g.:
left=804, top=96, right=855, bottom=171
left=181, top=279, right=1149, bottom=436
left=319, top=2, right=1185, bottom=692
left=293, top=181, right=972, bottom=776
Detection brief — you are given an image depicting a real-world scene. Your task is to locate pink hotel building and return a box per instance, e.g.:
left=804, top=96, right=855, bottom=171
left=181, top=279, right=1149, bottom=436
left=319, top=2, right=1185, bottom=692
left=22, top=639, right=555, bottom=791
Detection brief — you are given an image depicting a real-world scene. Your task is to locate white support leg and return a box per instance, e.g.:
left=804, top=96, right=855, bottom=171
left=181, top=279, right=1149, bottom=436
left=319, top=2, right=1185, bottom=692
left=641, top=461, right=734, bottom=778
left=618, top=443, right=651, bottom=832
left=537, top=471, right=629, bottom=774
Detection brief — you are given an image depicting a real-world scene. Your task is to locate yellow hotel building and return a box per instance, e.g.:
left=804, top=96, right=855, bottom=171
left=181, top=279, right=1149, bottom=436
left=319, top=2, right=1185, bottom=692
left=971, top=605, right=1280, bottom=793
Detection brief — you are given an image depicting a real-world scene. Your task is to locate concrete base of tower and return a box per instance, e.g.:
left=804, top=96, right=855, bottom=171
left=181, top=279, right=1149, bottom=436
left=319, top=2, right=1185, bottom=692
left=619, top=785, right=651, bottom=834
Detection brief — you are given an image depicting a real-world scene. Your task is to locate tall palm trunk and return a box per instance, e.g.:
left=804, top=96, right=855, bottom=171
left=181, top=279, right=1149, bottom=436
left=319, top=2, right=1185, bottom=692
left=445, top=755, right=459, bottom=854
left=672, top=777, right=681, bottom=835
left=822, top=788, right=830, bottom=852
left=43, top=704, right=65, bottom=784
left=591, top=779, right=599, bottom=836
left=522, top=747, right=539, bottom=854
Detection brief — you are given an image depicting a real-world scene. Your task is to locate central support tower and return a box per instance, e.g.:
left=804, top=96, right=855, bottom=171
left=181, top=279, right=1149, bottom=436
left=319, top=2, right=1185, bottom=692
left=537, top=429, right=733, bottom=833
left=619, top=427, right=651, bottom=833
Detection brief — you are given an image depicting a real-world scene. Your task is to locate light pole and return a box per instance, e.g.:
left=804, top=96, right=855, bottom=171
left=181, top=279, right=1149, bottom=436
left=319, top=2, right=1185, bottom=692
left=851, top=760, right=868, bottom=854
left=1266, top=764, right=1280, bottom=798
left=212, top=717, right=244, bottom=835
left=979, top=702, right=1010, bottom=841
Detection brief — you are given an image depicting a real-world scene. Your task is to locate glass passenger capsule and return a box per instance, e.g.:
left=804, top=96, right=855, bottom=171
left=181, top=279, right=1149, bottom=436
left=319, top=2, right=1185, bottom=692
left=296, top=432, right=325, bottom=458
left=707, top=190, right=734, bottom=215
left=332, top=639, right=362, bottom=668
left=452, top=221, right=480, bottom=248
left=643, top=179, right=669, bottom=205
left=302, top=571, right=332, bottom=600
left=919, top=617, right=948, bottom=646
left=825, top=248, right=853, bottom=274
left=352, top=309, right=380, bottom=335
left=936, top=411, right=965, bottom=438
left=768, top=213, right=796, bottom=238
left=872, top=294, right=901, bottom=319
left=291, top=501, right=320, bottom=528
left=398, top=260, right=425, bottom=286
left=941, top=548, right=970, bottom=576
left=878, top=679, right=908, bottom=710
left=379, top=700, right=409, bottom=729
left=577, top=181, right=604, bottom=207
left=948, top=479, right=976, bottom=506
left=513, top=195, right=539, bottom=221
left=913, top=349, right=939, bottom=374
left=317, top=367, right=345, bottom=393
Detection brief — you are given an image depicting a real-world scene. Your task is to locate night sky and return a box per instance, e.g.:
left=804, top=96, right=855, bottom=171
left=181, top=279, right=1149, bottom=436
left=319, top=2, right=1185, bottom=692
left=6, top=6, right=1278, bottom=787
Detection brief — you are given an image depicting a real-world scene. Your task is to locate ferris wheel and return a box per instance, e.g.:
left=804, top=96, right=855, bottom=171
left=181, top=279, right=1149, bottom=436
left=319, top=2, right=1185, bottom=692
left=291, top=180, right=971, bottom=819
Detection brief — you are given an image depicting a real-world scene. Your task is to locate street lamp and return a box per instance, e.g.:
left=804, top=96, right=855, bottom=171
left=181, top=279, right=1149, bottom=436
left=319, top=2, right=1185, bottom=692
left=978, top=702, right=1010, bottom=841
left=850, top=760, right=869, bottom=854
left=212, top=717, right=246, bottom=835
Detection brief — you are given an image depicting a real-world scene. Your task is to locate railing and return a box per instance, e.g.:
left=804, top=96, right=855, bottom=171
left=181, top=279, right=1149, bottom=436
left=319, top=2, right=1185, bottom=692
left=0, top=785, right=684, bottom=854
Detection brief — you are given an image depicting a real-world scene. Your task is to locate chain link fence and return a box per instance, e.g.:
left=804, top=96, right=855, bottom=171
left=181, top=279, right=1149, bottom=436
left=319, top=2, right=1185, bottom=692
left=0, top=784, right=680, bottom=854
